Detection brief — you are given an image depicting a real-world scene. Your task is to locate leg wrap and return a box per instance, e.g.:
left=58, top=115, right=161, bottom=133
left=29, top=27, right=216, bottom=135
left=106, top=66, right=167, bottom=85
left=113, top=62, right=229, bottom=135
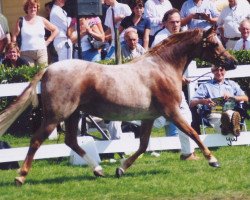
left=83, top=154, right=102, bottom=171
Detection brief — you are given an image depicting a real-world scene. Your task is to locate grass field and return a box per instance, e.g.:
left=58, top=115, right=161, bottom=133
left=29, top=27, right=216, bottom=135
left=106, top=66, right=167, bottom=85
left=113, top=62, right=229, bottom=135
left=0, top=130, right=250, bottom=200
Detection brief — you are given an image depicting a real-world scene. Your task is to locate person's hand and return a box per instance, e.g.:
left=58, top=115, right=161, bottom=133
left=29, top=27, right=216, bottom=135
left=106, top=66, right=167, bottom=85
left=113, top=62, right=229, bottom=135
left=200, top=13, right=210, bottom=21
left=223, top=92, right=236, bottom=101
left=192, top=13, right=200, bottom=19
left=202, top=98, right=216, bottom=107
left=182, top=76, right=190, bottom=85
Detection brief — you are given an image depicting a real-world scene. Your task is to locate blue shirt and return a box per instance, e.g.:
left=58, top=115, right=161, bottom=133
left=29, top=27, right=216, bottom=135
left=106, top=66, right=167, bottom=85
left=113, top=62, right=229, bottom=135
left=180, top=0, right=219, bottom=30
left=192, top=79, right=245, bottom=100
left=120, top=14, right=151, bottom=46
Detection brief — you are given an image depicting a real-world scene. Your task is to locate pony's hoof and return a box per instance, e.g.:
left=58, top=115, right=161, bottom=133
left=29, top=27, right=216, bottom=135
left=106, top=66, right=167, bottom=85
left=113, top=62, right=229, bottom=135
left=116, top=167, right=124, bottom=178
left=14, top=177, right=24, bottom=187
left=209, top=162, right=220, bottom=168
left=93, top=170, right=104, bottom=177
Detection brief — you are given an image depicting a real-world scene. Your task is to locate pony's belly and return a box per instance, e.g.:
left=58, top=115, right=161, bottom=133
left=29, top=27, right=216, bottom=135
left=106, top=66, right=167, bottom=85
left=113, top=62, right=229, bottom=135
left=81, top=103, right=160, bottom=121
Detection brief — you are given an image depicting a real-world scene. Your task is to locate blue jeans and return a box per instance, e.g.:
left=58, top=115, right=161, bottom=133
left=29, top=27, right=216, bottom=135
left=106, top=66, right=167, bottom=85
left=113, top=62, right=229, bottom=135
left=165, top=122, right=178, bottom=136
left=105, top=45, right=115, bottom=59
left=82, top=49, right=101, bottom=62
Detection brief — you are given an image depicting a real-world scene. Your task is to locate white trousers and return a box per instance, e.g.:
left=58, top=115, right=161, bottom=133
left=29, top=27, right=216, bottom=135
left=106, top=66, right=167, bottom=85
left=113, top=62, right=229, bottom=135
left=178, top=92, right=194, bottom=155
left=108, top=121, right=122, bottom=140
left=154, top=92, right=194, bottom=155
left=54, top=38, right=73, bottom=61
left=208, top=110, right=235, bottom=133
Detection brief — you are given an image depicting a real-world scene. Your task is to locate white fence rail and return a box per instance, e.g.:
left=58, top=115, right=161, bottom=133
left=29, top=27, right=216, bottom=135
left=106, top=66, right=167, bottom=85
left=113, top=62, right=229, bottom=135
left=0, top=61, right=250, bottom=164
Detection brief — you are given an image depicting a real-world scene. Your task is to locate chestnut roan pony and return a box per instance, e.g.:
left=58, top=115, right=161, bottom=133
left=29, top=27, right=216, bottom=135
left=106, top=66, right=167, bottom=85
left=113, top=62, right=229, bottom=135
left=0, top=27, right=237, bottom=186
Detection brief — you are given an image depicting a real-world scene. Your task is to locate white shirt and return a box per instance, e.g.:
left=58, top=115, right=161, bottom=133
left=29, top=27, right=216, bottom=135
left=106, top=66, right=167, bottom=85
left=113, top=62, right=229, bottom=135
left=144, top=0, right=172, bottom=35
left=217, top=4, right=250, bottom=38
left=105, top=2, right=131, bottom=45
left=21, top=16, right=46, bottom=51
left=151, top=28, right=171, bottom=47
left=233, top=37, right=250, bottom=50
left=0, top=25, right=6, bottom=40
left=50, top=4, right=71, bottom=41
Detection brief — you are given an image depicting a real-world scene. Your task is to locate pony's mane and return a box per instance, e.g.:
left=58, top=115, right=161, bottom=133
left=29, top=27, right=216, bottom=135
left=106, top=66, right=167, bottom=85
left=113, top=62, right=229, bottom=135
left=148, top=29, right=203, bottom=55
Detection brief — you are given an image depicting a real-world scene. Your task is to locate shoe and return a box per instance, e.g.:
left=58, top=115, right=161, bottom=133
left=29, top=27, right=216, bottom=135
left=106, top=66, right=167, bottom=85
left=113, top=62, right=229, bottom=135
left=180, top=153, right=200, bottom=161
left=220, top=112, right=231, bottom=135
left=231, top=111, right=241, bottom=137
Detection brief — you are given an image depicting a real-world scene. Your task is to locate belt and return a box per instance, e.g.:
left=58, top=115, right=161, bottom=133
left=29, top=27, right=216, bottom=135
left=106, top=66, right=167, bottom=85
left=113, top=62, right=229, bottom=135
left=226, top=37, right=241, bottom=41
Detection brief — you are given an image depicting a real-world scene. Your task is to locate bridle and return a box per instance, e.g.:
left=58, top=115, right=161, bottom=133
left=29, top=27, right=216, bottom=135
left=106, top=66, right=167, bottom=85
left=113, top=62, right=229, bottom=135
left=200, top=33, right=228, bottom=65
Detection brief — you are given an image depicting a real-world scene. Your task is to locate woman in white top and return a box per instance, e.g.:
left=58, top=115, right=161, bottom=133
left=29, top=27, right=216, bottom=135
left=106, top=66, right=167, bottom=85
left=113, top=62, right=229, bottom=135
left=12, top=0, right=58, bottom=66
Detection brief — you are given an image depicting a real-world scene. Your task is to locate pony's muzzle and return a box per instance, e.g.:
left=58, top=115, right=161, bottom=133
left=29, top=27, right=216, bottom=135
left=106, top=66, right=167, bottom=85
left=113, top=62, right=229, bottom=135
left=225, top=59, right=238, bottom=71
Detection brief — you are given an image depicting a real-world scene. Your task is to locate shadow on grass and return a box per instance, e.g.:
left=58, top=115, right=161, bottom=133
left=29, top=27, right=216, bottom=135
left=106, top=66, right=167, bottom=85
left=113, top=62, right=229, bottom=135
left=0, top=167, right=171, bottom=187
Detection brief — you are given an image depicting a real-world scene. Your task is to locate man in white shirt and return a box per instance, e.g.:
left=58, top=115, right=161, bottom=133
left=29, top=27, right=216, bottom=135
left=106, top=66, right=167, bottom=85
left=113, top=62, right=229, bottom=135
left=121, top=27, right=146, bottom=60
left=144, top=0, right=172, bottom=47
left=50, top=0, right=72, bottom=60
left=151, top=8, right=199, bottom=161
left=217, top=0, right=250, bottom=49
left=233, top=18, right=250, bottom=50
left=104, top=0, right=132, bottom=59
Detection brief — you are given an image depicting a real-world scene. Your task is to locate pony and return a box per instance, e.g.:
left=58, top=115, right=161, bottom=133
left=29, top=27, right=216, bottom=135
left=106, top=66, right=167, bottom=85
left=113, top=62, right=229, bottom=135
left=0, top=27, right=237, bottom=186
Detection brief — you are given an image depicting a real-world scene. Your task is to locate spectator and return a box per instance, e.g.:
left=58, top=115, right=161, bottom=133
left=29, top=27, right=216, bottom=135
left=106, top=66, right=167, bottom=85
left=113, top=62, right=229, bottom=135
left=50, top=0, right=72, bottom=60
left=217, top=0, right=250, bottom=49
left=67, top=17, right=105, bottom=62
left=119, top=0, right=151, bottom=50
left=233, top=18, right=250, bottom=50
left=144, top=0, right=172, bottom=46
left=0, top=13, right=11, bottom=63
left=190, top=65, right=248, bottom=136
left=151, top=8, right=181, bottom=136
left=151, top=9, right=199, bottom=161
left=180, top=0, right=219, bottom=30
left=104, top=0, right=132, bottom=59
left=12, top=0, right=58, bottom=66
left=121, top=27, right=145, bottom=60
left=44, top=0, right=58, bottom=64
left=152, top=8, right=181, bottom=47
left=2, top=42, right=29, bottom=68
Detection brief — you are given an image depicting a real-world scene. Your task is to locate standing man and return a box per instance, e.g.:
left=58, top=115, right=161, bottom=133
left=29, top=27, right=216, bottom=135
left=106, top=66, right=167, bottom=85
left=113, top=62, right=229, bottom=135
left=233, top=18, right=250, bottom=50
left=50, top=0, right=72, bottom=60
left=144, top=0, right=172, bottom=46
left=217, top=0, right=250, bottom=49
left=180, top=0, right=219, bottom=30
left=104, top=0, right=132, bottom=59
left=152, top=9, right=199, bottom=161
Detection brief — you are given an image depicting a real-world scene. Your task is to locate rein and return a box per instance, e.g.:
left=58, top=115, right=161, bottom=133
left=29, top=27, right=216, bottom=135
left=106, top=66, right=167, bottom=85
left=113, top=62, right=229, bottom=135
left=188, top=71, right=212, bottom=82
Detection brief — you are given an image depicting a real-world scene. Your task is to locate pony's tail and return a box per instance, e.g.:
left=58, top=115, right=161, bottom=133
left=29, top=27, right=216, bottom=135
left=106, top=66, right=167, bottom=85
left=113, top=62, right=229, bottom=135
left=0, top=68, right=47, bottom=136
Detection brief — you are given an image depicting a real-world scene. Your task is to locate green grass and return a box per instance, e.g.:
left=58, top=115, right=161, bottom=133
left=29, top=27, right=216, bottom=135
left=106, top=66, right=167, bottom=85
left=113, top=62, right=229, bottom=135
left=0, top=131, right=250, bottom=200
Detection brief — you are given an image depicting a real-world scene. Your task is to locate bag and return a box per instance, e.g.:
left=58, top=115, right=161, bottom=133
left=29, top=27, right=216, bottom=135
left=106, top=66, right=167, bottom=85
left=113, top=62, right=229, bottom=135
left=87, top=34, right=105, bottom=50
left=16, top=17, right=23, bottom=48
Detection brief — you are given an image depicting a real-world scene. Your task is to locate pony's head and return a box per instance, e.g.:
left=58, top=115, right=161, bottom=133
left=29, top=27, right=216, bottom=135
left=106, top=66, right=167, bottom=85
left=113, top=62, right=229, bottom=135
left=199, top=26, right=237, bottom=70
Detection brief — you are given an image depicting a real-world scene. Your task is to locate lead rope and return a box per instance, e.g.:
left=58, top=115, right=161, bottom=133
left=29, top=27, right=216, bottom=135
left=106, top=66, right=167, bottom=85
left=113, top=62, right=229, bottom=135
left=188, top=71, right=212, bottom=82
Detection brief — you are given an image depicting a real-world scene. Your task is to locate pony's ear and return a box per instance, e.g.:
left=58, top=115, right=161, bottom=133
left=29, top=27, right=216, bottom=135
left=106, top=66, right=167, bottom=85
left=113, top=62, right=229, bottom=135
left=203, top=25, right=217, bottom=38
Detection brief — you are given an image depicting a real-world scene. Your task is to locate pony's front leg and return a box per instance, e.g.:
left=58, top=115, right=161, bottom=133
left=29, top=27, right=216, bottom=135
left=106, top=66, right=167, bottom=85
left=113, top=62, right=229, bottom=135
left=116, top=119, right=154, bottom=178
left=172, top=112, right=220, bottom=167
left=15, top=122, right=57, bottom=186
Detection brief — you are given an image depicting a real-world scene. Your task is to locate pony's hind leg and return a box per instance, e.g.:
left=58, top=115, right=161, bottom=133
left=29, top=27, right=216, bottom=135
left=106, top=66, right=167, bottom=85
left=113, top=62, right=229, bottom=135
left=15, top=122, right=58, bottom=186
left=116, top=119, right=154, bottom=177
left=64, top=112, right=104, bottom=177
